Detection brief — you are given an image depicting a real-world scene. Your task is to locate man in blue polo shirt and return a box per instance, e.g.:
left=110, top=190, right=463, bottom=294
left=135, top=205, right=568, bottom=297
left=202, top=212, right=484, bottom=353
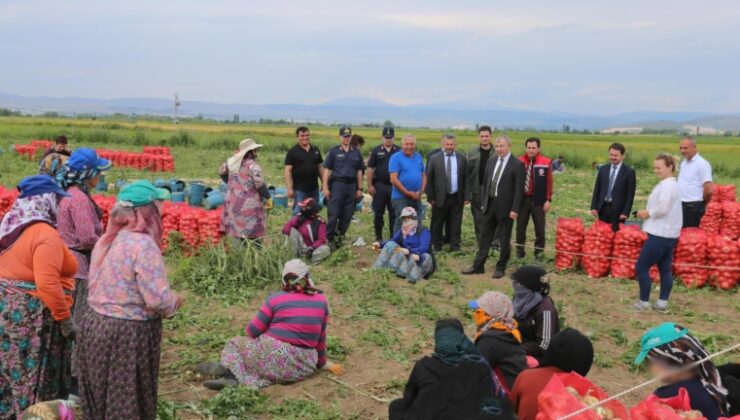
left=389, top=134, right=426, bottom=233
left=322, top=126, right=364, bottom=246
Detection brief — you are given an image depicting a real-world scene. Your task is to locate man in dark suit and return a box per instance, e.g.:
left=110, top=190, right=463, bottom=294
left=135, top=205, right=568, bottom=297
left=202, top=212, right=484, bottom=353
left=590, top=142, right=636, bottom=232
left=462, top=135, right=524, bottom=278
left=426, top=133, right=468, bottom=252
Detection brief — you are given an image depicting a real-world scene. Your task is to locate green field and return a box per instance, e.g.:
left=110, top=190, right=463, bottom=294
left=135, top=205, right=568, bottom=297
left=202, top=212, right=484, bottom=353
left=1, top=116, right=738, bottom=419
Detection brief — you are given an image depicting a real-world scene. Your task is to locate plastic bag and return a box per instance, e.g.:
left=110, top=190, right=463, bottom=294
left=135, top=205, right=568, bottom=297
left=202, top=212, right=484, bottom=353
left=536, top=372, right=628, bottom=420
left=630, top=388, right=706, bottom=420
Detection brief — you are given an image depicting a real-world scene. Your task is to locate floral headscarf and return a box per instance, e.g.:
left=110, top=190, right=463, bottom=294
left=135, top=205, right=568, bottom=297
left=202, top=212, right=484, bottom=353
left=0, top=193, right=58, bottom=254
left=56, top=164, right=103, bottom=219
left=472, top=291, right=522, bottom=342
left=400, top=207, right=418, bottom=238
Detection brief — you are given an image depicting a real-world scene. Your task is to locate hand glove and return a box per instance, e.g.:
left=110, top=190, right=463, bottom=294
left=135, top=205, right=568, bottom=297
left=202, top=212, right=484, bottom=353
left=322, top=361, right=345, bottom=375
left=411, top=254, right=420, bottom=262
left=372, top=242, right=381, bottom=251
left=264, top=198, right=273, bottom=210
left=60, top=318, right=76, bottom=339
left=396, top=247, right=410, bottom=256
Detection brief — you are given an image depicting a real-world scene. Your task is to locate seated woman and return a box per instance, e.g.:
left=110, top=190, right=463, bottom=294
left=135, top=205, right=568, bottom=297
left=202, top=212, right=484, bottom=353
left=511, top=328, right=594, bottom=420
left=198, top=259, right=343, bottom=390
left=635, top=323, right=730, bottom=420
left=281, top=197, right=331, bottom=264
left=511, top=266, right=560, bottom=364
left=389, top=319, right=515, bottom=420
left=372, top=207, right=434, bottom=283
left=469, top=291, right=527, bottom=392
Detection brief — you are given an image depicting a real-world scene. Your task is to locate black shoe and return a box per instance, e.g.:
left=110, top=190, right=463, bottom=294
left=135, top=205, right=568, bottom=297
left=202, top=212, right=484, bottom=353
left=203, top=378, right=238, bottom=391
left=461, top=266, right=484, bottom=275
left=492, top=270, right=505, bottom=279
left=433, top=245, right=443, bottom=252
left=196, top=361, right=228, bottom=377
left=516, top=252, right=525, bottom=259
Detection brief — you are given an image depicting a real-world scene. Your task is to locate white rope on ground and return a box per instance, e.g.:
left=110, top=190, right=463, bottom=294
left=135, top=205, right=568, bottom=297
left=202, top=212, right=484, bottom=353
left=557, top=341, right=740, bottom=420
left=322, top=374, right=395, bottom=404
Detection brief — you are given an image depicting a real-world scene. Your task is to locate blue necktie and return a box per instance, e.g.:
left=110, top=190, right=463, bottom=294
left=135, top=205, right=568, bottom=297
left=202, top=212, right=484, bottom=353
left=606, top=165, right=618, bottom=202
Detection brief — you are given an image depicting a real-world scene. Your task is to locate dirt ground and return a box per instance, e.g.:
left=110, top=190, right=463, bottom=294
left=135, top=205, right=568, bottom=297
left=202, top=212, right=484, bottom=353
left=158, top=227, right=740, bottom=419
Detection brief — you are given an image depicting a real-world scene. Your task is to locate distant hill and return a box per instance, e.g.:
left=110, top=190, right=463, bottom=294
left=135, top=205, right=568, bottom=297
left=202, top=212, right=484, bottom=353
left=1, top=91, right=739, bottom=131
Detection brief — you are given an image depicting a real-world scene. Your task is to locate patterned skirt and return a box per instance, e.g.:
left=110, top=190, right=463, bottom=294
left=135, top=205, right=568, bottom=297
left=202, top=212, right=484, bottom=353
left=0, top=283, right=71, bottom=419
left=71, top=277, right=88, bottom=379
left=220, top=334, right=318, bottom=388
left=76, top=310, right=162, bottom=420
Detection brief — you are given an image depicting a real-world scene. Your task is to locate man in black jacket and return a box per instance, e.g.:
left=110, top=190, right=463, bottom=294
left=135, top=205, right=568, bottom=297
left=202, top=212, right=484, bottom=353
left=590, top=143, right=636, bottom=232
left=426, top=133, right=468, bottom=252
left=463, top=135, right=525, bottom=278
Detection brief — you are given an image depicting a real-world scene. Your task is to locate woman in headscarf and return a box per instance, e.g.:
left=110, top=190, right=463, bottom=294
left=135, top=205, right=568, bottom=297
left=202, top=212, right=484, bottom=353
left=55, top=148, right=110, bottom=395
left=635, top=323, right=729, bottom=420
left=76, top=181, right=183, bottom=420
left=510, top=265, right=560, bottom=364
left=282, top=197, right=331, bottom=264
left=510, top=328, right=594, bottom=420
left=38, top=135, right=72, bottom=178
left=219, top=139, right=272, bottom=244
left=372, top=206, right=434, bottom=283
left=389, top=319, right=515, bottom=420
left=0, top=175, right=78, bottom=418
left=469, top=291, right=527, bottom=391
left=198, top=259, right=344, bottom=390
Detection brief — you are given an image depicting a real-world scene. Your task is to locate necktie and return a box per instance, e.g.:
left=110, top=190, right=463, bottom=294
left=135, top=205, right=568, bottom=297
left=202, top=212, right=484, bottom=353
left=606, top=164, right=618, bottom=201
left=490, top=157, right=504, bottom=198
left=445, top=153, right=453, bottom=194
left=525, top=159, right=533, bottom=193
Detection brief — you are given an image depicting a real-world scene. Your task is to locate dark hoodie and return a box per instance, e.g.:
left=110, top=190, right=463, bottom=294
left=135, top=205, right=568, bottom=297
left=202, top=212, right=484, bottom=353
left=475, top=329, right=528, bottom=391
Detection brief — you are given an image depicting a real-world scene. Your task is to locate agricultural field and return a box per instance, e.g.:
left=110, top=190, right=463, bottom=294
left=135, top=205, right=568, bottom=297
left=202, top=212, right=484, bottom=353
left=1, top=116, right=739, bottom=419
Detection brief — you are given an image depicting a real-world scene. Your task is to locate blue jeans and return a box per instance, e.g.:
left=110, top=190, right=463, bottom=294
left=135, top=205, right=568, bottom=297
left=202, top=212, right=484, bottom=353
left=292, top=189, right=320, bottom=215
left=636, top=234, right=677, bottom=302
left=391, top=197, right=425, bottom=232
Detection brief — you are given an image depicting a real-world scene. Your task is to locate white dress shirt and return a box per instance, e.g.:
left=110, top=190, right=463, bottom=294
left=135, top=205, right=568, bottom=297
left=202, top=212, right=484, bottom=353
left=678, top=153, right=713, bottom=202
left=491, top=152, right=511, bottom=196
left=643, top=177, right=683, bottom=239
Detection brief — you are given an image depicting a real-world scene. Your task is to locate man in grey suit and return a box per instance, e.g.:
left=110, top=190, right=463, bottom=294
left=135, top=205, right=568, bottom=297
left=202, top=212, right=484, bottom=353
left=426, top=133, right=468, bottom=252
left=462, top=135, right=524, bottom=278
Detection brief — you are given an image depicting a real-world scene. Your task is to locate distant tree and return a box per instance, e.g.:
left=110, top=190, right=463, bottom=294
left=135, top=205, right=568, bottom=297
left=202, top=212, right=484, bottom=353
left=233, top=114, right=240, bottom=123
left=562, top=124, right=571, bottom=133
left=723, top=130, right=733, bottom=137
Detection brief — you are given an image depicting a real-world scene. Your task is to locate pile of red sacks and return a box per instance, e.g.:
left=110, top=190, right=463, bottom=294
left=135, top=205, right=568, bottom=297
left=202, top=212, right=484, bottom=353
left=672, top=228, right=709, bottom=288
left=12, top=140, right=54, bottom=160
left=555, top=218, right=585, bottom=271
left=706, top=234, right=740, bottom=290
left=610, top=224, right=646, bottom=279
left=97, top=148, right=175, bottom=172
left=0, top=186, right=19, bottom=221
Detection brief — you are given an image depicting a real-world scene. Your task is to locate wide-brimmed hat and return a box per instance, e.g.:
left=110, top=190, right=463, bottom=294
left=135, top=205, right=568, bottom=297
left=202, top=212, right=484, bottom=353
left=227, top=139, right=263, bottom=173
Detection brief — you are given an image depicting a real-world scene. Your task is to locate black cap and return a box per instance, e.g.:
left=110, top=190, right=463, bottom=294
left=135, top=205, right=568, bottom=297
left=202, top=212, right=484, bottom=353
left=339, top=126, right=352, bottom=137
left=511, top=265, right=548, bottom=293
left=382, top=126, right=395, bottom=138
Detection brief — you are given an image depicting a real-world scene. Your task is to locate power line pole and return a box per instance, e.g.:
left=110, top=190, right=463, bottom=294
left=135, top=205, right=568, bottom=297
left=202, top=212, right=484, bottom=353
left=174, top=93, right=181, bottom=124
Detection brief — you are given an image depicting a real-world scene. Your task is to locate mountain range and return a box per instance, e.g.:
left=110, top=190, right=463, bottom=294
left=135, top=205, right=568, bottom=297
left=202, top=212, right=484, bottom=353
left=2, top=92, right=740, bottom=132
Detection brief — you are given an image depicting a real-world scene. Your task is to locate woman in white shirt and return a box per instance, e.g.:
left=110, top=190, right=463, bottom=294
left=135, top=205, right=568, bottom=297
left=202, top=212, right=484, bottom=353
left=634, top=154, right=683, bottom=312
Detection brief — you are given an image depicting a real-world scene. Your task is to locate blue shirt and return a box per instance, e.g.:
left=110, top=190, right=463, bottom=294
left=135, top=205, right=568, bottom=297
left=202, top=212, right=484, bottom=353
left=323, top=145, right=363, bottom=180
left=389, top=152, right=424, bottom=200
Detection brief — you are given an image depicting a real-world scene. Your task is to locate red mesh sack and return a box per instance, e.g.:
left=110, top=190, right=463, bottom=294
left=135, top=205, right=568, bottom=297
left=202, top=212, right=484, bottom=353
left=582, top=221, right=615, bottom=278
left=673, top=228, right=709, bottom=288
left=700, top=202, right=722, bottom=235
left=536, top=372, right=628, bottom=420
left=706, top=234, right=740, bottom=290
left=555, top=218, right=586, bottom=270
left=611, top=224, right=646, bottom=279
left=630, top=388, right=706, bottom=420
left=720, top=201, right=740, bottom=241
left=712, top=184, right=736, bottom=203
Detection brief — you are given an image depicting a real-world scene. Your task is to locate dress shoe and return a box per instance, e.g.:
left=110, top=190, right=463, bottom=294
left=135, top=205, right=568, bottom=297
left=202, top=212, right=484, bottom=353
left=461, top=266, right=484, bottom=275
left=491, top=270, right=505, bottom=279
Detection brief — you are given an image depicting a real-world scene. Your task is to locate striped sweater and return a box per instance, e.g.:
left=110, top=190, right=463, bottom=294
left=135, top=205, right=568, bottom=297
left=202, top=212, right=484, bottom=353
left=247, top=291, right=330, bottom=367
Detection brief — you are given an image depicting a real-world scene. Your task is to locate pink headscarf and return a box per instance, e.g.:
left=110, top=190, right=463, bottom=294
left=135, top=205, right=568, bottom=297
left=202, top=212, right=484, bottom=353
left=90, top=202, right=162, bottom=269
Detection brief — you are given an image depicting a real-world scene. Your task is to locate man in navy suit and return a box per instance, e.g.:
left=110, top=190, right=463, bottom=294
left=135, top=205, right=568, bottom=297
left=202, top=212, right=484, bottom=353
left=590, top=143, right=636, bottom=231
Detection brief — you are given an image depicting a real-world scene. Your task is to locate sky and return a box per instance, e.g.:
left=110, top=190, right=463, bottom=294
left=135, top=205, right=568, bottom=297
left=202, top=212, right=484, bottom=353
left=1, top=0, right=739, bottom=115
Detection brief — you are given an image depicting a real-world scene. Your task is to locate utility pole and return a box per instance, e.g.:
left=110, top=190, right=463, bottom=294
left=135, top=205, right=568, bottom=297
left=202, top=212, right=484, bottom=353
left=174, top=93, right=181, bottom=124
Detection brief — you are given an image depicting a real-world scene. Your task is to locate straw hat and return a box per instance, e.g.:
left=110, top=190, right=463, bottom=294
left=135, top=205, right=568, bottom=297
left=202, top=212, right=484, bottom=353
left=227, top=138, right=263, bottom=173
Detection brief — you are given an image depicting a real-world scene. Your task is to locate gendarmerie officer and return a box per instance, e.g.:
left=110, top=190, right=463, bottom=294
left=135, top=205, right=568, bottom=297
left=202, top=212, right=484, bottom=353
left=322, top=126, right=364, bottom=247
left=366, top=126, right=400, bottom=242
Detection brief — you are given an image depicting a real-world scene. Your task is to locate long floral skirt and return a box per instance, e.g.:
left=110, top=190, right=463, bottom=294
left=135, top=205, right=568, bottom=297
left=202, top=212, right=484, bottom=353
left=77, top=310, right=162, bottom=420
left=220, top=334, right=317, bottom=388
left=0, top=285, right=71, bottom=419
left=70, top=277, right=88, bottom=379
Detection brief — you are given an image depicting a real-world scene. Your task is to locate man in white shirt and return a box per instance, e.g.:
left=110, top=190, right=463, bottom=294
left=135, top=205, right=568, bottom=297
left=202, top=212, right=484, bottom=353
left=678, top=137, right=713, bottom=228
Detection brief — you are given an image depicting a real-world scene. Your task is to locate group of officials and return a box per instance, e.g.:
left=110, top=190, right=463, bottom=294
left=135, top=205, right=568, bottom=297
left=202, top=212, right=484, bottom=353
left=283, top=125, right=714, bottom=279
